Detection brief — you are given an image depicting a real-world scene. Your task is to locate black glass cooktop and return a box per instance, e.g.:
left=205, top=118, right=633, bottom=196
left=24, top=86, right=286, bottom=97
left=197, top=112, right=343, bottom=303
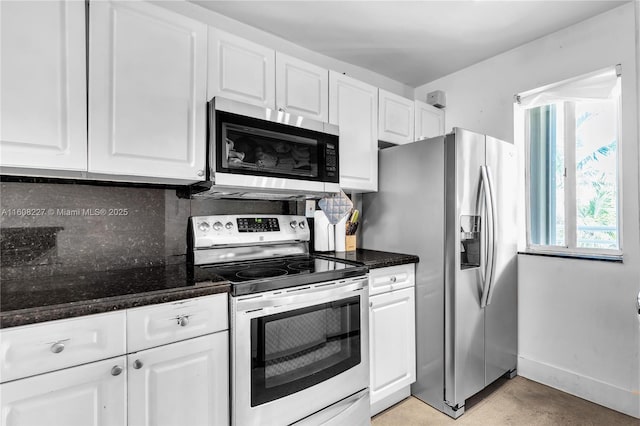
left=197, top=255, right=368, bottom=296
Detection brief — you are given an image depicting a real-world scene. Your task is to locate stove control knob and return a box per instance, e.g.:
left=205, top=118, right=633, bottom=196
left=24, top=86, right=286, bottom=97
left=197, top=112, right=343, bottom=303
left=198, top=222, right=210, bottom=232
left=298, top=221, right=306, bottom=229
left=225, top=222, right=234, bottom=230
left=289, top=220, right=297, bottom=229
left=213, top=221, right=223, bottom=231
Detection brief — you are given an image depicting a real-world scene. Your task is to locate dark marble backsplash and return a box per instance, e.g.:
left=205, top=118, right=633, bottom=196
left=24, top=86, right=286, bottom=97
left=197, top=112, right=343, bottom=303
left=0, top=181, right=296, bottom=280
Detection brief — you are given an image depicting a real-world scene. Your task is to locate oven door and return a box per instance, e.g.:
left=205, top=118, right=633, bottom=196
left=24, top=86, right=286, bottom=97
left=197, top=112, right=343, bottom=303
left=231, top=277, right=369, bottom=426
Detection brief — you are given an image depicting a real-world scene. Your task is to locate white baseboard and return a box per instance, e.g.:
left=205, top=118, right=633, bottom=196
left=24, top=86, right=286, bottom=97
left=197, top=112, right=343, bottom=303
left=518, top=356, right=640, bottom=419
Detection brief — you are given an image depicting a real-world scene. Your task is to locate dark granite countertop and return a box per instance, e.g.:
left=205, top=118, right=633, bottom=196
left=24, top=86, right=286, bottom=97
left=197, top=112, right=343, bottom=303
left=1, top=249, right=417, bottom=329
left=0, top=264, right=230, bottom=329
left=317, top=248, right=419, bottom=269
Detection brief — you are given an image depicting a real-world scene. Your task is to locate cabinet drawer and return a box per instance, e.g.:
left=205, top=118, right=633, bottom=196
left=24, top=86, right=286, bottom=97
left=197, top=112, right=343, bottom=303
left=369, top=264, right=415, bottom=296
left=127, top=293, right=228, bottom=352
left=0, top=311, right=126, bottom=383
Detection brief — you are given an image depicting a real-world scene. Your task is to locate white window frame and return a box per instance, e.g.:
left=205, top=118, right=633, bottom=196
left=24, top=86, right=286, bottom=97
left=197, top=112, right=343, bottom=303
left=516, top=67, right=623, bottom=259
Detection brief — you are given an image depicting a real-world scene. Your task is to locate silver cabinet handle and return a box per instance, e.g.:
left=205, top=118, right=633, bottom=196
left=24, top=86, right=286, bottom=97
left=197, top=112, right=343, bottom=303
left=390, top=276, right=397, bottom=283
left=196, top=170, right=204, bottom=177
left=133, top=359, right=144, bottom=369
left=111, top=365, right=123, bottom=376
left=50, top=342, right=65, bottom=354
left=177, top=315, right=190, bottom=327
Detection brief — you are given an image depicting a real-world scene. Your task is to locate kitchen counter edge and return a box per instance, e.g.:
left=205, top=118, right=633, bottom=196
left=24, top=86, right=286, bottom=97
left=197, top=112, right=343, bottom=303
left=318, top=248, right=419, bottom=269
left=0, top=281, right=231, bottom=329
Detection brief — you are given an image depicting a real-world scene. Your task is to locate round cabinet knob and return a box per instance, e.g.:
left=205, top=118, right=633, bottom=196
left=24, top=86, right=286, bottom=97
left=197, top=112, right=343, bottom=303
left=289, top=220, right=298, bottom=229
left=213, top=221, right=223, bottom=231
left=133, top=359, right=144, bottom=369
left=111, top=365, right=123, bottom=376
left=178, top=316, right=190, bottom=327
left=196, top=170, right=205, bottom=177
left=50, top=342, right=65, bottom=354
left=390, top=276, right=397, bottom=283
left=225, top=222, right=234, bottom=230
left=198, top=222, right=210, bottom=232
left=298, top=221, right=306, bottom=229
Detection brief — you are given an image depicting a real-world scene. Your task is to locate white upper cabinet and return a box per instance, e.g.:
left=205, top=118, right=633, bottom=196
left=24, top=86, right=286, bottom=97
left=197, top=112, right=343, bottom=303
left=208, top=28, right=275, bottom=109
left=275, top=52, right=328, bottom=122
left=329, top=71, right=378, bottom=192
left=89, top=0, right=207, bottom=182
left=378, top=90, right=414, bottom=145
left=0, top=0, right=87, bottom=173
left=414, top=99, right=445, bottom=140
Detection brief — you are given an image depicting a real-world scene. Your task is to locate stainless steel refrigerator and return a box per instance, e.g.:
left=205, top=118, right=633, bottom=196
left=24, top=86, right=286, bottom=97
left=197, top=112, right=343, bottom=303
left=362, top=128, right=517, bottom=418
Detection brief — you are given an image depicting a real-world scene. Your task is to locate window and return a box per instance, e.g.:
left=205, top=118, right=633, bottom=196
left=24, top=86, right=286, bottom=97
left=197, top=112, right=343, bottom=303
left=516, top=66, right=622, bottom=256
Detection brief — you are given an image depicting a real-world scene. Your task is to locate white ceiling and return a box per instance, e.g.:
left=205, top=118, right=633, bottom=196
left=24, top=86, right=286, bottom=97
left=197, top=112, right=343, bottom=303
left=191, top=0, right=629, bottom=87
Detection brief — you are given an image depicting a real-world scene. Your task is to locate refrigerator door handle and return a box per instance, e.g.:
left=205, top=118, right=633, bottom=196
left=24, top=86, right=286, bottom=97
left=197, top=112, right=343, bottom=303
left=486, top=165, right=498, bottom=306
left=480, top=165, right=497, bottom=308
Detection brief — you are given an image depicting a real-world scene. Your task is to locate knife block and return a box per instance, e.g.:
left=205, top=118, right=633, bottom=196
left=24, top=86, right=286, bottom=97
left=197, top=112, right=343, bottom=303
left=345, top=235, right=356, bottom=252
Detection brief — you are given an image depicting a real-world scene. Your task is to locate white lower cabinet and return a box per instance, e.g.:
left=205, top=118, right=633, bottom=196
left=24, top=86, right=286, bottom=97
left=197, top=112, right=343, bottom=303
left=128, top=332, right=229, bottom=426
left=0, top=356, right=127, bottom=426
left=0, top=294, right=229, bottom=426
left=369, top=265, right=416, bottom=416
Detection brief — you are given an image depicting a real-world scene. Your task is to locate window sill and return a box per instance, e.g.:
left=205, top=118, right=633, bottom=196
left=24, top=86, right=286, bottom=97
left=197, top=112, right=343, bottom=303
left=518, top=251, right=623, bottom=263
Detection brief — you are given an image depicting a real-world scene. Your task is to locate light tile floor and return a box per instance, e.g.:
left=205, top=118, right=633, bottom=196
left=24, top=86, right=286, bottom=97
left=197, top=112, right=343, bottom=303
left=372, top=376, right=638, bottom=425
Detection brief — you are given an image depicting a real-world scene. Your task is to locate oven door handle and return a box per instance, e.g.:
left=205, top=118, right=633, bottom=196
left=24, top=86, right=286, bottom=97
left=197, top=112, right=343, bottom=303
left=236, top=279, right=367, bottom=313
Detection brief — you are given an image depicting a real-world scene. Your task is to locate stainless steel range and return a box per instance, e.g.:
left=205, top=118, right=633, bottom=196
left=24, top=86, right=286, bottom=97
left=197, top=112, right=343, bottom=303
left=189, top=214, right=370, bottom=426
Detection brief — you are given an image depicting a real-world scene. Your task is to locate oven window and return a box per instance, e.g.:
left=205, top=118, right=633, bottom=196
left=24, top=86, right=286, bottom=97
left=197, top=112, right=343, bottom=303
left=222, top=122, right=320, bottom=178
left=250, top=295, right=361, bottom=407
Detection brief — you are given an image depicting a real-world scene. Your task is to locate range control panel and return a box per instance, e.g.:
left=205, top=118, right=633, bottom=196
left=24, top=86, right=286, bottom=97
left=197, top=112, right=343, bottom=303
left=191, top=214, right=310, bottom=248
left=237, top=217, right=280, bottom=233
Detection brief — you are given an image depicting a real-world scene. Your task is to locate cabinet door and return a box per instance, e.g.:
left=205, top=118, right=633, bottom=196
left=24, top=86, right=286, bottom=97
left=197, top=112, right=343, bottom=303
left=0, top=356, right=126, bottom=426
left=128, top=332, right=229, bottom=426
left=0, top=0, right=87, bottom=173
left=414, top=100, right=445, bottom=140
left=369, top=287, right=416, bottom=405
left=208, top=28, right=275, bottom=109
left=276, top=52, right=328, bottom=122
left=378, top=90, right=414, bottom=144
left=329, top=71, right=378, bottom=192
left=89, top=0, right=207, bottom=182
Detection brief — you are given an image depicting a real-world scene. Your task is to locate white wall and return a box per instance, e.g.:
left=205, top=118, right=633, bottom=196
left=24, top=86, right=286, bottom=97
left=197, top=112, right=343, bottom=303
left=153, top=0, right=414, bottom=99
left=416, top=3, right=640, bottom=418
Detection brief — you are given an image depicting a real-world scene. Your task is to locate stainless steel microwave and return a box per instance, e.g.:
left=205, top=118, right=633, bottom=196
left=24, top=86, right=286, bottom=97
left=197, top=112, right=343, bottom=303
left=193, top=97, right=340, bottom=199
